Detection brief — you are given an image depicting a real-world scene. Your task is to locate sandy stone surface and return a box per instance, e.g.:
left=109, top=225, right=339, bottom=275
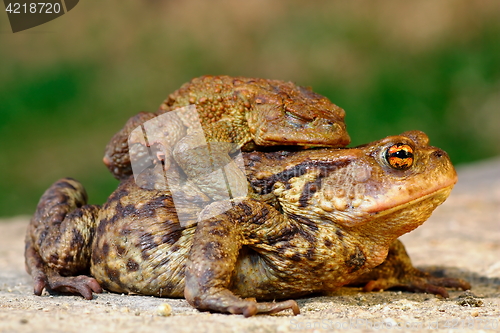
left=1, top=158, right=499, bottom=333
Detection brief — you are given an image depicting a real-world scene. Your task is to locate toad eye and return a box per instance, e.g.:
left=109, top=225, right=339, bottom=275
left=285, top=111, right=310, bottom=127
left=385, top=143, right=414, bottom=170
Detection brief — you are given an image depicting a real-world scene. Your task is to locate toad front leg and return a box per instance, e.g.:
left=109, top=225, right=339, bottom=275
left=351, top=239, right=471, bottom=297
left=25, top=178, right=102, bottom=299
left=184, top=199, right=300, bottom=317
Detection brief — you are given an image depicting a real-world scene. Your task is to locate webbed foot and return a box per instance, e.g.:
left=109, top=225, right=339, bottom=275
left=44, top=273, right=103, bottom=300
left=230, top=299, right=300, bottom=317
left=362, top=271, right=471, bottom=298
left=352, top=239, right=471, bottom=298
left=185, top=288, right=299, bottom=317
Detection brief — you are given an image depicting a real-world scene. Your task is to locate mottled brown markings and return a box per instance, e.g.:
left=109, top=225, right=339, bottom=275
left=105, top=266, right=127, bottom=289
left=96, top=218, right=110, bottom=236
left=265, top=215, right=318, bottom=258
left=63, top=254, right=74, bottom=265
left=135, top=195, right=171, bottom=219
left=38, top=230, right=48, bottom=246
left=170, top=244, right=180, bottom=252
left=44, top=193, right=66, bottom=207
left=260, top=206, right=270, bottom=218
left=305, top=248, right=315, bottom=260
left=288, top=214, right=318, bottom=235
left=240, top=203, right=253, bottom=217
left=324, top=238, right=333, bottom=248
left=98, top=201, right=123, bottom=231
left=49, top=253, right=59, bottom=264
left=336, top=229, right=344, bottom=240
left=121, top=204, right=136, bottom=217
left=54, top=233, right=61, bottom=245
left=126, top=259, right=140, bottom=272
left=138, top=232, right=158, bottom=252
left=67, top=209, right=84, bottom=219
left=281, top=247, right=317, bottom=263
left=158, top=282, right=176, bottom=296
left=141, top=249, right=150, bottom=261
left=311, top=260, right=325, bottom=271
left=246, top=151, right=262, bottom=163
left=299, top=157, right=350, bottom=207
left=119, top=228, right=132, bottom=236
left=54, top=180, right=77, bottom=192
left=101, top=242, right=110, bottom=257
left=245, top=204, right=270, bottom=226
left=199, top=269, right=217, bottom=291
left=234, top=215, right=246, bottom=225
left=161, top=228, right=183, bottom=245
left=289, top=214, right=318, bottom=246
left=203, top=241, right=225, bottom=260
left=159, top=217, right=183, bottom=245
left=48, top=208, right=68, bottom=226
left=91, top=246, right=102, bottom=265
left=265, top=225, right=298, bottom=244
left=98, top=280, right=111, bottom=291
left=147, top=194, right=171, bottom=208
left=250, top=159, right=352, bottom=195
left=156, top=255, right=170, bottom=269
left=346, top=247, right=366, bottom=273
left=208, top=228, right=228, bottom=237
left=116, top=245, right=126, bottom=256
left=69, top=229, right=84, bottom=249
left=298, top=177, right=322, bottom=207
left=248, top=214, right=263, bottom=226
left=107, top=186, right=129, bottom=204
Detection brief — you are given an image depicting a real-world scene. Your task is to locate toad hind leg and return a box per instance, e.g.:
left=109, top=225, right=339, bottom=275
left=25, top=178, right=103, bottom=299
left=184, top=200, right=300, bottom=317
left=351, top=239, right=471, bottom=298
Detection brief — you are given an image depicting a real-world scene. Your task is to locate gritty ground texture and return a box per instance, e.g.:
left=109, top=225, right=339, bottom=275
left=1, top=158, right=499, bottom=333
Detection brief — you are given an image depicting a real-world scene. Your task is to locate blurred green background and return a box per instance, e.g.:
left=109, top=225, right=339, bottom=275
left=1, top=0, right=499, bottom=217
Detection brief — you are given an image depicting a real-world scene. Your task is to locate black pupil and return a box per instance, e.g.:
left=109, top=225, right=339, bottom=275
left=390, top=149, right=413, bottom=159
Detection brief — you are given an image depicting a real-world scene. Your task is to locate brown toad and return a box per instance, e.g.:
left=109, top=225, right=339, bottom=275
left=25, top=131, right=470, bottom=316
left=103, top=75, right=350, bottom=186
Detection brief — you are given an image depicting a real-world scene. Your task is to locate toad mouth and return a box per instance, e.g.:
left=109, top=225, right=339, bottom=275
left=367, top=181, right=457, bottom=216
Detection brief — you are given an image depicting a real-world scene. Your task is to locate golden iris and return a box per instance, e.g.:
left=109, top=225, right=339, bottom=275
left=386, top=144, right=414, bottom=170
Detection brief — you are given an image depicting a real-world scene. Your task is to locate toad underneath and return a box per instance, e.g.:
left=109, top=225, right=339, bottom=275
left=25, top=131, right=470, bottom=316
